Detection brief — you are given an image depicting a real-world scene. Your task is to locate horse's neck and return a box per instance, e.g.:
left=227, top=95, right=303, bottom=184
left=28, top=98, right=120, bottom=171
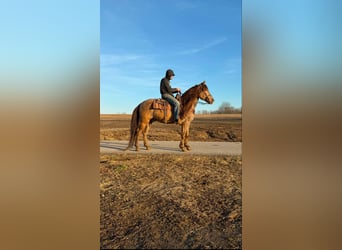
left=181, top=93, right=199, bottom=115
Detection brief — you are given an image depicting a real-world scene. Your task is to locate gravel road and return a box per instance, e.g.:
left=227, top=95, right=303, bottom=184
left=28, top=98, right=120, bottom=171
left=100, top=140, right=241, bottom=155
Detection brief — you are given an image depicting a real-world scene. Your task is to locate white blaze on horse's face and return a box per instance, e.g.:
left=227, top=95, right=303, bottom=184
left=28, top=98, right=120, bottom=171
left=199, top=82, right=214, bottom=104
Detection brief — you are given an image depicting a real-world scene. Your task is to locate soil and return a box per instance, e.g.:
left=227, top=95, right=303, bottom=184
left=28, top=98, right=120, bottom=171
left=100, top=114, right=242, bottom=249
left=100, top=114, right=242, bottom=142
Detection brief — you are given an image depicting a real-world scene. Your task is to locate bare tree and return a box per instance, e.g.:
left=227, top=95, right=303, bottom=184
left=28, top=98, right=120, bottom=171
left=197, top=102, right=241, bottom=114
left=213, top=102, right=241, bottom=114
left=218, top=102, right=233, bottom=114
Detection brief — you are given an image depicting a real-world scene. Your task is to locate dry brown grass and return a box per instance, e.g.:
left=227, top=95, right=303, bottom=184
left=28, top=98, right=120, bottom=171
left=100, top=154, right=242, bottom=249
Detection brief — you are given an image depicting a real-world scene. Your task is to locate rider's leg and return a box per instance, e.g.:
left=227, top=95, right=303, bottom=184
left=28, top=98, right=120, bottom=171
left=162, top=94, right=180, bottom=122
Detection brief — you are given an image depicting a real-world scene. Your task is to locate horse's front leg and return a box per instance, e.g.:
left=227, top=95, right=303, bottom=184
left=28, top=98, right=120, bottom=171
left=184, top=128, right=191, bottom=151
left=179, top=121, right=191, bottom=152
left=179, top=124, right=187, bottom=152
left=184, top=122, right=191, bottom=151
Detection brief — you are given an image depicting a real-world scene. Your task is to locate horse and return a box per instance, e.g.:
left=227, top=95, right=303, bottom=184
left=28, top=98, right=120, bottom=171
left=125, top=81, right=214, bottom=152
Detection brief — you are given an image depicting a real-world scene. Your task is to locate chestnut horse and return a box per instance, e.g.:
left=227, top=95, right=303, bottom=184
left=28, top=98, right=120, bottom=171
left=125, top=81, right=214, bottom=152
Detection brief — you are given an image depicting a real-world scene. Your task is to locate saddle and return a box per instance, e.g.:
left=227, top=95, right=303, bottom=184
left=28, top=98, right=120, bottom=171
left=151, top=93, right=181, bottom=123
left=152, top=99, right=172, bottom=110
left=152, top=99, right=171, bottom=123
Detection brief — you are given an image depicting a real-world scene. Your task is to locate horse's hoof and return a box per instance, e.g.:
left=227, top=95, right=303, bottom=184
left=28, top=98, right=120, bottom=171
left=180, top=146, right=188, bottom=152
left=185, top=146, right=191, bottom=151
left=145, top=147, right=150, bottom=150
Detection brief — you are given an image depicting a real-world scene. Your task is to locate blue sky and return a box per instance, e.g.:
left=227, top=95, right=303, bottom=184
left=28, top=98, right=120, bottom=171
left=100, top=0, right=241, bottom=114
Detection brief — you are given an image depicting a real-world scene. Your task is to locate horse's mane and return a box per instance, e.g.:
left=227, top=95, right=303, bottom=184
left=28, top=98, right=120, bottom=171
left=180, top=82, right=205, bottom=118
left=181, top=84, right=200, bottom=105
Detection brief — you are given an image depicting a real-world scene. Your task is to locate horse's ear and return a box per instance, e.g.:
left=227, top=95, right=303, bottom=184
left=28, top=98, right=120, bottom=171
left=201, top=80, right=206, bottom=85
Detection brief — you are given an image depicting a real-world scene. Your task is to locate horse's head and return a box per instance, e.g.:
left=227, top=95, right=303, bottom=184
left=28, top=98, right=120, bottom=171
left=198, top=81, right=214, bottom=104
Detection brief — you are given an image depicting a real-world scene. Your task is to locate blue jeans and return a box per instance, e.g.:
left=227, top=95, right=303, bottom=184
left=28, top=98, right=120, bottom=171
left=162, top=93, right=180, bottom=120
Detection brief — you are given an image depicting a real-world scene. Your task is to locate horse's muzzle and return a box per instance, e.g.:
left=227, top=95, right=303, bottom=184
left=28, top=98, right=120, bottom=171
left=206, top=96, right=214, bottom=104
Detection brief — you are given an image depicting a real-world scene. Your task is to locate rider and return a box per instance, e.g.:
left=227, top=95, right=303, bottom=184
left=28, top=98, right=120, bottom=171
left=160, top=69, right=183, bottom=124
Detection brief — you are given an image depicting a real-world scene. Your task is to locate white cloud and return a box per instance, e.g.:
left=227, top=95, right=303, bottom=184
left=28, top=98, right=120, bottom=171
left=179, top=37, right=227, bottom=55
left=101, top=53, right=161, bottom=87
left=224, top=69, right=236, bottom=74
left=223, top=57, right=241, bottom=75
left=101, top=54, right=143, bottom=66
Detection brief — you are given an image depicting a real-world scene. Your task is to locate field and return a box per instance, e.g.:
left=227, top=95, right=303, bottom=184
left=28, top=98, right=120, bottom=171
left=100, top=114, right=242, bottom=142
left=100, top=114, right=242, bottom=249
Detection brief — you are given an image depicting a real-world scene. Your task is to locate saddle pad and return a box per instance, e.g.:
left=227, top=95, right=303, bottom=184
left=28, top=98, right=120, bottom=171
left=152, top=99, right=172, bottom=110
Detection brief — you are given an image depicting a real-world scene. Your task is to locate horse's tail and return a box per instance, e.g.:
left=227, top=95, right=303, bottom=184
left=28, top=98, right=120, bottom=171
left=125, top=104, right=140, bottom=150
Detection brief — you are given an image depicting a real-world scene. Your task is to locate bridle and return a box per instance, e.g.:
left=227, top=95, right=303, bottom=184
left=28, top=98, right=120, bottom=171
left=198, top=91, right=212, bottom=105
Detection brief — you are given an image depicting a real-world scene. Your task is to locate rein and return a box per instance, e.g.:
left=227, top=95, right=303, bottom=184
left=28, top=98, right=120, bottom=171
left=198, top=91, right=212, bottom=105
left=198, top=100, right=209, bottom=105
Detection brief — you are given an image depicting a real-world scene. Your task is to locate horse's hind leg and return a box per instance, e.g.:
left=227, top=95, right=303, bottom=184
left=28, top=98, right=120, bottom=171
left=142, top=124, right=150, bottom=150
left=135, top=122, right=150, bottom=151
left=134, top=127, right=141, bottom=151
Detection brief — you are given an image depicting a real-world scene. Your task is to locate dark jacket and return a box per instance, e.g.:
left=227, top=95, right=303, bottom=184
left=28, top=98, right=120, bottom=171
left=160, top=77, right=178, bottom=96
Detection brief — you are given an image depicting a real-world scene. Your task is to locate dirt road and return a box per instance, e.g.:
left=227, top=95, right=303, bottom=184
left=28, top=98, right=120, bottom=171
left=100, top=140, right=242, bottom=155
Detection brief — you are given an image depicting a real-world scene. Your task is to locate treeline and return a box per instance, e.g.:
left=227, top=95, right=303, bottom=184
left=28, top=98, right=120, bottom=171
left=197, top=102, right=241, bottom=114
